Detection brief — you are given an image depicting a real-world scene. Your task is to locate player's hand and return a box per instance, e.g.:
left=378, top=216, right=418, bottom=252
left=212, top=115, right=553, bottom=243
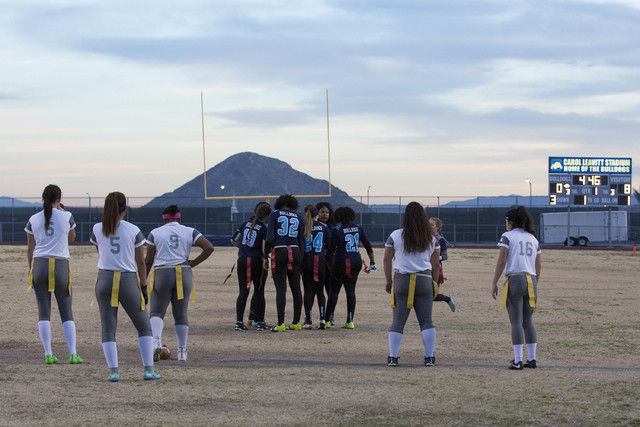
left=369, top=263, right=377, bottom=273
left=491, top=283, right=498, bottom=300
left=263, top=258, right=269, bottom=271
left=385, top=281, right=392, bottom=294
left=141, top=285, right=149, bottom=304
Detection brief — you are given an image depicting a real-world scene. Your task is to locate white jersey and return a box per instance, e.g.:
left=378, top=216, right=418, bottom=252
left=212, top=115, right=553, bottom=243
left=497, top=228, right=541, bottom=276
left=385, top=228, right=440, bottom=274
left=25, top=208, right=76, bottom=258
left=90, top=220, right=146, bottom=272
left=146, top=222, right=202, bottom=267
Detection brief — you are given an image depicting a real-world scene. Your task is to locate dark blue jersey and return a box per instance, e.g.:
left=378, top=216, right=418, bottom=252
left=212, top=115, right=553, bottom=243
left=264, top=208, right=305, bottom=256
left=304, top=221, right=330, bottom=256
left=332, top=222, right=373, bottom=259
left=236, top=220, right=267, bottom=258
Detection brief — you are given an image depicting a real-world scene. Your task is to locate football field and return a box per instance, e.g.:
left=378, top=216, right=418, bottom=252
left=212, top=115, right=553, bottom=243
left=0, top=245, right=638, bottom=426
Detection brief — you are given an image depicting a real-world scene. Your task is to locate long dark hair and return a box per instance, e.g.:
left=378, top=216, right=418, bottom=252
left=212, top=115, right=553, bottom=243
left=274, top=194, right=298, bottom=211
left=506, top=206, right=536, bottom=235
left=316, top=201, right=335, bottom=227
left=42, top=184, right=61, bottom=230
left=249, top=201, right=272, bottom=235
left=402, top=202, right=433, bottom=253
left=102, top=192, right=126, bottom=237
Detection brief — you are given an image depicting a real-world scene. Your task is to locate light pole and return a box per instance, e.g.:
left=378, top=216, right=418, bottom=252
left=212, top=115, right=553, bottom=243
left=367, top=186, right=372, bottom=211
left=525, top=178, right=532, bottom=209
left=86, top=192, right=91, bottom=243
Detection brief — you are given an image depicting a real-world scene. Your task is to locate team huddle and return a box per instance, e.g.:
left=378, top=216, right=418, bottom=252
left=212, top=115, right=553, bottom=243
left=25, top=185, right=540, bottom=381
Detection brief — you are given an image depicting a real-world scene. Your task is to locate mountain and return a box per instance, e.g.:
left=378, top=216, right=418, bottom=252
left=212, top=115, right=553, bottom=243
left=145, top=152, right=359, bottom=208
left=0, top=197, right=40, bottom=207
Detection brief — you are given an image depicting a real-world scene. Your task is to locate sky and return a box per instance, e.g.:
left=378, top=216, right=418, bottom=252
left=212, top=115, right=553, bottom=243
left=1, top=0, right=640, bottom=205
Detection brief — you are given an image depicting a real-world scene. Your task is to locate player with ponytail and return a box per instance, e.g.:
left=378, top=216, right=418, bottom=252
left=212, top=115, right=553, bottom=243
left=90, top=192, right=160, bottom=381
left=301, top=204, right=331, bottom=329
left=491, top=205, right=541, bottom=370
left=231, top=201, right=272, bottom=330
left=25, top=184, right=82, bottom=365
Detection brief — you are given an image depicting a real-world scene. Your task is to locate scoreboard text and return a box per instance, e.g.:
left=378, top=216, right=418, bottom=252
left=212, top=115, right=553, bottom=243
left=548, top=157, right=632, bottom=206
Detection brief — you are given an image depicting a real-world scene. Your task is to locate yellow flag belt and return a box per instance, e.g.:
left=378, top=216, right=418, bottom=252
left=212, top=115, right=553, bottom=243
left=500, top=273, right=536, bottom=310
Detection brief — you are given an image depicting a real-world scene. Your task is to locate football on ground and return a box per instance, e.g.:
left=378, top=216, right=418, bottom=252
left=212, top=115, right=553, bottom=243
left=160, top=345, right=171, bottom=360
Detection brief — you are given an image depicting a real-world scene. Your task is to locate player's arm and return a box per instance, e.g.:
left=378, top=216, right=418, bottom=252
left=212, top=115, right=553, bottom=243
left=360, top=233, right=375, bottom=267
left=144, top=244, right=156, bottom=275
left=68, top=228, right=76, bottom=244
left=135, top=245, right=147, bottom=286
left=190, top=236, right=214, bottom=268
left=430, top=248, right=440, bottom=288
left=382, top=246, right=394, bottom=293
left=26, top=233, right=35, bottom=268
left=535, top=253, right=541, bottom=282
left=491, top=247, right=509, bottom=299
left=230, top=228, right=241, bottom=248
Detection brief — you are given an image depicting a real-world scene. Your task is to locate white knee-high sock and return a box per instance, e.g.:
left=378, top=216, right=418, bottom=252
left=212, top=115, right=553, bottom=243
left=526, top=343, right=537, bottom=361
left=388, top=332, right=403, bottom=358
left=175, top=325, right=189, bottom=348
left=139, top=336, right=154, bottom=368
left=513, top=344, right=524, bottom=363
left=150, top=316, right=164, bottom=347
left=62, top=320, right=77, bottom=355
left=102, top=341, right=118, bottom=369
left=38, top=321, right=52, bottom=356
left=421, top=328, right=436, bottom=357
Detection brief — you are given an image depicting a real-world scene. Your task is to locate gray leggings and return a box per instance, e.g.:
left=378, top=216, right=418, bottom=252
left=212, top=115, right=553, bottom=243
left=505, top=274, right=537, bottom=345
left=149, top=266, right=193, bottom=326
left=95, top=270, right=152, bottom=342
left=32, top=257, right=74, bottom=322
left=389, top=271, right=434, bottom=334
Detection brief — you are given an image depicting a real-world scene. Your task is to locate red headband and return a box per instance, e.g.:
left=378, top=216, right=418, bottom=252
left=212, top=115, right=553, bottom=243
left=162, top=213, right=181, bottom=219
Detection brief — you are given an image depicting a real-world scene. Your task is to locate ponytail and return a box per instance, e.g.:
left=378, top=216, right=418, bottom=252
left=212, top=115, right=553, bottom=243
left=506, top=205, right=536, bottom=235
left=249, top=202, right=272, bottom=235
left=304, top=204, right=317, bottom=241
left=102, top=192, right=126, bottom=237
left=42, top=184, right=62, bottom=230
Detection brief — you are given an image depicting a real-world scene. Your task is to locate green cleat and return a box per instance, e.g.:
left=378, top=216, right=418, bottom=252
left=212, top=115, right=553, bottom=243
left=107, top=372, right=120, bottom=382
left=341, top=322, right=355, bottom=329
left=45, top=354, right=58, bottom=365
left=447, top=294, right=456, bottom=312
left=287, top=322, right=302, bottom=331
left=143, top=370, right=161, bottom=380
left=69, top=354, right=84, bottom=364
left=271, top=323, right=286, bottom=332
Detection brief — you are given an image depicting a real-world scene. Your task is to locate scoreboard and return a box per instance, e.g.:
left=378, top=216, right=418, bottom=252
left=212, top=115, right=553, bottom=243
left=548, top=157, right=632, bottom=206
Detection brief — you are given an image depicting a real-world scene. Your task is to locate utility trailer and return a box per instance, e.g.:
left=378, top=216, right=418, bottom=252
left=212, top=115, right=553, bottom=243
left=540, top=211, right=628, bottom=246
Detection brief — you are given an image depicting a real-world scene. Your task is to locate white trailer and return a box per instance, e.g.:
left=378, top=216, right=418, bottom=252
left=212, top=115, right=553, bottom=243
left=540, top=211, right=628, bottom=246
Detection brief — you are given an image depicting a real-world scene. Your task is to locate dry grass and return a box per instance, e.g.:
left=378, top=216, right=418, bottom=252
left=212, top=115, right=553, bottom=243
left=0, top=245, right=638, bottom=426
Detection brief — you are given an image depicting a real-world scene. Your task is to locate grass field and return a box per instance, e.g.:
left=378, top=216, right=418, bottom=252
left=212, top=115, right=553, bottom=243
left=0, top=245, right=638, bottom=426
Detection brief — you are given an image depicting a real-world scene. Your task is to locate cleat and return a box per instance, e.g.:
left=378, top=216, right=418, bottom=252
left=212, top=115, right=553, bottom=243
left=302, top=322, right=313, bottom=330
left=107, top=372, right=120, bottom=382
left=341, top=322, right=354, bottom=329
left=69, top=354, right=83, bottom=364
left=287, top=322, right=302, bottom=331
left=45, top=354, right=58, bottom=365
left=523, top=359, right=537, bottom=369
left=325, top=320, right=332, bottom=329
left=509, top=360, right=523, bottom=370
left=447, top=294, right=456, bottom=312
left=177, top=347, right=187, bottom=361
left=424, top=356, right=435, bottom=366
left=387, top=356, right=398, bottom=367
left=318, top=320, right=326, bottom=330
left=235, top=321, right=248, bottom=331
left=153, top=347, right=162, bottom=362
left=143, top=370, right=161, bottom=380
left=271, top=324, right=286, bottom=333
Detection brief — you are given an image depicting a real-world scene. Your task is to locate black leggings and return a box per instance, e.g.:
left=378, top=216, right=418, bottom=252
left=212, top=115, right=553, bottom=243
left=324, top=257, right=362, bottom=324
left=302, top=254, right=326, bottom=322
left=271, top=246, right=302, bottom=325
left=236, top=256, right=267, bottom=322
left=32, top=257, right=74, bottom=322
